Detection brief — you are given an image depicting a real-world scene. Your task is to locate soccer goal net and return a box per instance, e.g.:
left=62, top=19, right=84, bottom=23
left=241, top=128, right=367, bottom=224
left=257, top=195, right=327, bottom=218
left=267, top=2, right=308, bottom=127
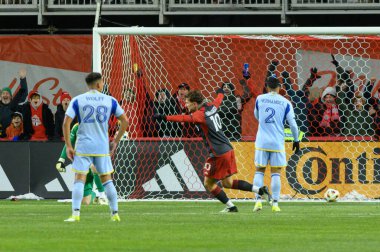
left=93, top=27, right=380, bottom=201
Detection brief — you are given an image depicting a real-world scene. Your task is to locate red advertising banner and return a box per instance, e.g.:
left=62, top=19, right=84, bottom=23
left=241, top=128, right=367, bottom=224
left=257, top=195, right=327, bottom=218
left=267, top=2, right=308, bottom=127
left=0, top=35, right=92, bottom=113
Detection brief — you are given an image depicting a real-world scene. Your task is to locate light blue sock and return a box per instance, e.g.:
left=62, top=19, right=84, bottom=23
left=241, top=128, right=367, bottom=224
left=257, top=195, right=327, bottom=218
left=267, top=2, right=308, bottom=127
left=72, top=180, right=85, bottom=212
left=103, top=180, right=118, bottom=213
left=271, top=173, right=281, bottom=202
left=253, top=172, right=264, bottom=200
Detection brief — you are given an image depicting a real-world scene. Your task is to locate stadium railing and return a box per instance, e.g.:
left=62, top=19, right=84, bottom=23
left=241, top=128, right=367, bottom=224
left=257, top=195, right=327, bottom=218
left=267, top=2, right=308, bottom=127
left=0, top=0, right=379, bottom=25
left=290, top=0, right=380, bottom=11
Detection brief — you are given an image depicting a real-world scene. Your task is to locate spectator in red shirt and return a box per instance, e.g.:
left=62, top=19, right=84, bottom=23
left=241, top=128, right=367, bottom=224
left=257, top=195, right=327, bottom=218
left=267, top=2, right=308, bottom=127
left=21, top=91, right=55, bottom=141
left=5, top=112, right=24, bottom=141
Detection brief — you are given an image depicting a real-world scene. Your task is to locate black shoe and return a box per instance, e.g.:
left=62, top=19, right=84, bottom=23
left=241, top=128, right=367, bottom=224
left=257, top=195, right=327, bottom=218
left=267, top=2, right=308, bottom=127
left=220, top=206, right=238, bottom=213
left=258, top=186, right=272, bottom=204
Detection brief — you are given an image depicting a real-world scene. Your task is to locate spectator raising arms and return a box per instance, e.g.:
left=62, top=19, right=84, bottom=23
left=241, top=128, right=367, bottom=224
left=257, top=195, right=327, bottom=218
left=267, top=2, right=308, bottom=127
left=218, top=68, right=254, bottom=141
left=362, top=78, right=380, bottom=139
left=336, top=84, right=374, bottom=137
left=331, top=54, right=355, bottom=102
left=121, top=68, right=156, bottom=138
left=108, top=67, right=156, bottom=139
left=0, top=68, right=28, bottom=138
left=21, top=91, right=55, bottom=141
left=282, top=67, right=321, bottom=136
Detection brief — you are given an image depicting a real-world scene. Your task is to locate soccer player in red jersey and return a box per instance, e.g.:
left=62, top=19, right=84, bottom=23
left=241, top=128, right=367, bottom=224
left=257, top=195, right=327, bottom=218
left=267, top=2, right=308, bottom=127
left=154, top=89, right=271, bottom=212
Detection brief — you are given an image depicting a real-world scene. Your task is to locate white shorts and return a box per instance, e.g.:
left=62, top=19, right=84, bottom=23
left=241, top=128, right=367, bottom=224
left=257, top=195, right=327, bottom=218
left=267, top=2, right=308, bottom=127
left=72, top=155, right=114, bottom=175
left=254, top=150, right=287, bottom=168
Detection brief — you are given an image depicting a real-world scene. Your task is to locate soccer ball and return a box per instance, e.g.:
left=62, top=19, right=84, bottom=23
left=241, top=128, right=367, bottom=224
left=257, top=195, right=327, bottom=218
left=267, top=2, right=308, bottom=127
left=324, top=188, right=340, bottom=202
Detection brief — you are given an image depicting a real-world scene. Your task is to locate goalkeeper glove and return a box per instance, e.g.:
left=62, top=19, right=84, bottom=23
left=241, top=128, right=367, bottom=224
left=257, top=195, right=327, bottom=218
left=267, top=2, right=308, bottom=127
left=56, top=158, right=66, bottom=172
left=292, top=142, right=300, bottom=154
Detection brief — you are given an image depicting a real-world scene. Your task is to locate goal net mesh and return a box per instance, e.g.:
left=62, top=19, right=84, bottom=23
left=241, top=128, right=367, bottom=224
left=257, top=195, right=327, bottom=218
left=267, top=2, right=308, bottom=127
left=98, top=33, right=380, bottom=201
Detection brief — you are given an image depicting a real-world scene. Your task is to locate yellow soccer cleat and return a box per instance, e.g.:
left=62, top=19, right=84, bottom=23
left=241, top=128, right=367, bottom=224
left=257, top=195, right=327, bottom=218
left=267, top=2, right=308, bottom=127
left=64, top=215, right=80, bottom=222
left=253, top=201, right=263, bottom=212
left=272, top=205, right=281, bottom=212
left=111, top=213, right=121, bottom=222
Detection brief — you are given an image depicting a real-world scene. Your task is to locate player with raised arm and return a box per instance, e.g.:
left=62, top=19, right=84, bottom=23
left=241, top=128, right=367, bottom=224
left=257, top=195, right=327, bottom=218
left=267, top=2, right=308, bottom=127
left=56, top=123, right=108, bottom=205
left=154, top=89, right=271, bottom=213
left=63, top=72, right=128, bottom=222
left=253, top=76, right=300, bottom=212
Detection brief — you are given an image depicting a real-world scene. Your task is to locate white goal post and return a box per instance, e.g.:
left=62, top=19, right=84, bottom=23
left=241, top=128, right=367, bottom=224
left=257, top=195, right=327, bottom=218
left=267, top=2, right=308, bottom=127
left=93, top=27, right=380, bottom=201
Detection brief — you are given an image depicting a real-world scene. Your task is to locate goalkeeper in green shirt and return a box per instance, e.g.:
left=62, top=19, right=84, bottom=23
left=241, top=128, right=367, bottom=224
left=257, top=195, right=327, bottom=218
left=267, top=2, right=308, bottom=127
left=56, top=123, right=108, bottom=205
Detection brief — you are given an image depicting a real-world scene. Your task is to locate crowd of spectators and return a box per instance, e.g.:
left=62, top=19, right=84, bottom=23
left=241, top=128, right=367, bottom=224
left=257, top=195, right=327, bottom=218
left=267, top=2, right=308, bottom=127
left=271, top=54, right=379, bottom=139
left=0, top=69, right=74, bottom=142
left=2, top=55, right=379, bottom=142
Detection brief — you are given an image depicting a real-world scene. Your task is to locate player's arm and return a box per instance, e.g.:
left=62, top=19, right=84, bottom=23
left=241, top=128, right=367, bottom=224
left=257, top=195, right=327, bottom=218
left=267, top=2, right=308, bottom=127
left=110, top=99, right=128, bottom=156
left=63, top=98, right=77, bottom=161
left=254, top=99, right=259, bottom=120
left=166, top=110, right=205, bottom=124
left=110, top=114, right=128, bottom=156
left=63, top=115, right=75, bottom=161
left=211, top=93, right=224, bottom=108
left=112, top=114, right=128, bottom=143
left=56, top=124, right=78, bottom=172
left=285, top=103, right=300, bottom=153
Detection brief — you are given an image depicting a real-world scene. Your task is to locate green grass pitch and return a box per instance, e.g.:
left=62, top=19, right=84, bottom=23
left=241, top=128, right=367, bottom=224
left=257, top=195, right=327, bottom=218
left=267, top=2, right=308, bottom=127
left=1, top=200, right=379, bottom=252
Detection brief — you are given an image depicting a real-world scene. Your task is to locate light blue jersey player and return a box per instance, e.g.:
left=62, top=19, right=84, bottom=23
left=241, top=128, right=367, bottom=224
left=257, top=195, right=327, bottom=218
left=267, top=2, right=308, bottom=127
left=62, top=72, right=128, bottom=222
left=253, top=76, right=300, bottom=213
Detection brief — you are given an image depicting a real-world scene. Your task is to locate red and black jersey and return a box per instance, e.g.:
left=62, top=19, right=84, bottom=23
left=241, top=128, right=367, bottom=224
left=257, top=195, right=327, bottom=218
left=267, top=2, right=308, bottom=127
left=166, top=93, right=233, bottom=157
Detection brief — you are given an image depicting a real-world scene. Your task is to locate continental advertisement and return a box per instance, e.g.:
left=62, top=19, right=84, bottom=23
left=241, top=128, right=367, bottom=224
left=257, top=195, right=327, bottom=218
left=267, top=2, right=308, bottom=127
left=1, top=141, right=379, bottom=200
left=228, top=142, right=380, bottom=199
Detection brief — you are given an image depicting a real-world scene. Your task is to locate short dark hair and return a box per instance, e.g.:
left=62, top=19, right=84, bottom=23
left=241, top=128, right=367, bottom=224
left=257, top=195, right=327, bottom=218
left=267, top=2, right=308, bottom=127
left=266, top=76, right=280, bottom=89
left=85, top=72, right=102, bottom=85
left=185, top=90, right=204, bottom=104
left=178, top=83, right=190, bottom=91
